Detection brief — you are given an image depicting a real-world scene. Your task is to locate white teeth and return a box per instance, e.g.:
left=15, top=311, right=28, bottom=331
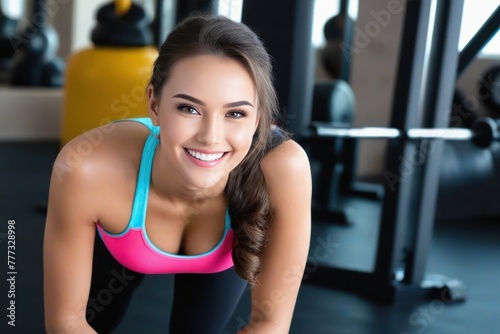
left=187, top=149, right=224, bottom=162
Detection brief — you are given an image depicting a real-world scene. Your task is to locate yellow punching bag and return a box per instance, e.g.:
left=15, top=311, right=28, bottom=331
left=61, top=0, right=158, bottom=145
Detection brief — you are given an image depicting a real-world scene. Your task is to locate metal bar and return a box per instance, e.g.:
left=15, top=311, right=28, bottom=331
left=407, top=128, right=472, bottom=140
left=337, top=138, right=358, bottom=196
left=339, top=0, right=354, bottom=82
left=326, top=127, right=400, bottom=138
left=337, top=0, right=357, bottom=194
left=313, top=125, right=401, bottom=139
left=312, top=123, right=475, bottom=141
left=457, top=4, right=500, bottom=77
left=288, top=0, right=315, bottom=136
left=152, top=0, right=164, bottom=47
left=339, top=0, right=348, bottom=15
left=376, top=0, right=432, bottom=286
left=407, top=0, right=464, bottom=285
left=241, top=0, right=315, bottom=135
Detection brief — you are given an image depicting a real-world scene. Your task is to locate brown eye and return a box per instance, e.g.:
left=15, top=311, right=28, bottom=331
left=226, top=110, right=246, bottom=118
left=177, top=105, right=199, bottom=115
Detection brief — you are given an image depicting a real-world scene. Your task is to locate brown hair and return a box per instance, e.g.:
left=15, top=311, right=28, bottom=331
left=149, top=14, right=288, bottom=286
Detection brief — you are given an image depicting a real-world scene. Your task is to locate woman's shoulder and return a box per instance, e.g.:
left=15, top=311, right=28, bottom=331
left=262, top=137, right=310, bottom=167
left=260, top=138, right=312, bottom=216
left=260, top=138, right=311, bottom=186
left=47, top=119, right=153, bottom=225
left=53, top=120, right=151, bottom=184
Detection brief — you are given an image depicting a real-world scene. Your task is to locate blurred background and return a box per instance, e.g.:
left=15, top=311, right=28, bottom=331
left=1, top=0, right=499, bottom=333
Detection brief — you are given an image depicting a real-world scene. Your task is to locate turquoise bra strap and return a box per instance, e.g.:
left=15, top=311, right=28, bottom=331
left=127, top=130, right=232, bottom=231
left=129, top=133, right=159, bottom=228
left=114, top=117, right=160, bottom=136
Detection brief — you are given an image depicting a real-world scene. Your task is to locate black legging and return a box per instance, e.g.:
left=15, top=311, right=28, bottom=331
left=87, top=236, right=248, bottom=334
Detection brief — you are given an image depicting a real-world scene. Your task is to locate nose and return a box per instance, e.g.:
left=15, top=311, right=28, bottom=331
left=196, top=115, right=222, bottom=146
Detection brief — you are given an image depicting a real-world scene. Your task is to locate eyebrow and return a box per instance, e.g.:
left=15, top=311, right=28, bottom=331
left=173, top=94, right=254, bottom=108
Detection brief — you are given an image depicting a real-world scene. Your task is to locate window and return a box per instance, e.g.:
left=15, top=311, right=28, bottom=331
left=218, top=0, right=244, bottom=22
left=311, top=0, right=358, bottom=48
left=458, top=0, right=499, bottom=56
left=2, top=0, right=24, bottom=18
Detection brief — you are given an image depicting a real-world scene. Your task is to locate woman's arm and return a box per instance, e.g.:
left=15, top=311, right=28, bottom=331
left=240, top=140, right=312, bottom=334
left=44, top=140, right=100, bottom=334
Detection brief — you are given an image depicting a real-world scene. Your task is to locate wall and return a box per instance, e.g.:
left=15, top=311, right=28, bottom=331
left=348, top=0, right=405, bottom=177
left=0, top=87, right=62, bottom=140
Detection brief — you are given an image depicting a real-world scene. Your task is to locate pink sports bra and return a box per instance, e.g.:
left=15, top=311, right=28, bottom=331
left=96, top=118, right=234, bottom=274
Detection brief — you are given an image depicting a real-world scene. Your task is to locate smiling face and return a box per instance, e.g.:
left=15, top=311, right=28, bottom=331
left=148, top=54, right=259, bottom=191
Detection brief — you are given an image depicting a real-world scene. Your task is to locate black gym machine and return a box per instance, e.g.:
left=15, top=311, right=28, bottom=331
left=306, top=0, right=500, bottom=304
left=244, top=0, right=500, bottom=304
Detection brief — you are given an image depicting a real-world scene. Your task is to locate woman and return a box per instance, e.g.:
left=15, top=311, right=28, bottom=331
left=44, top=14, right=311, bottom=334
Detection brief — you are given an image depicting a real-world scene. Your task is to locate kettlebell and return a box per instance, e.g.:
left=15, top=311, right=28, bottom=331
left=61, top=0, right=158, bottom=145
left=9, top=0, right=64, bottom=87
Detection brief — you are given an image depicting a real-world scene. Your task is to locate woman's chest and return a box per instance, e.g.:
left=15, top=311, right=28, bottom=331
left=97, top=185, right=228, bottom=256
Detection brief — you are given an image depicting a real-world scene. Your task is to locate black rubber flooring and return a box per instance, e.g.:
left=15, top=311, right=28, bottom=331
left=0, top=141, right=499, bottom=334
